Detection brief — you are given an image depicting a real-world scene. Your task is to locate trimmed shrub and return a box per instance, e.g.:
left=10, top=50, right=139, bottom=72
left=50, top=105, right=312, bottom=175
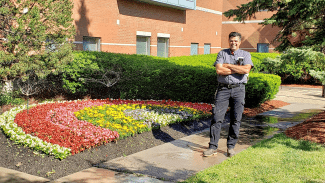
left=167, top=54, right=218, bottom=68
left=246, top=73, right=281, bottom=107
left=63, top=51, right=218, bottom=102
left=167, top=52, right=281, bottom=74
left=60, top=51, right=280, bottom=107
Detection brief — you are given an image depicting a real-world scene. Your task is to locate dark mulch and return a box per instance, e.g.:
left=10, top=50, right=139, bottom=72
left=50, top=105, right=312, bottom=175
left=285, top=111, right=325, bottom=144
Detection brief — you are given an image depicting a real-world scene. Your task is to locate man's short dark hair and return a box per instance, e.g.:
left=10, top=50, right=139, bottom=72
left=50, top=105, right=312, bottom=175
left=229, top=32, right=241, bottom=41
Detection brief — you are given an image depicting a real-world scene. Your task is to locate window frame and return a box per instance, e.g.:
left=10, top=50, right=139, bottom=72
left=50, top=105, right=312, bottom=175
left=136, top=35, right=151, bottom=55
left=83, top=36, right=101, bottom=52
left=257, top=43, right=269, bottom=53
left=191, top=43, right=199, bottom=55
left=157, top=37, right=169, bottom=58
left=204, top=43, right=211, bottom=54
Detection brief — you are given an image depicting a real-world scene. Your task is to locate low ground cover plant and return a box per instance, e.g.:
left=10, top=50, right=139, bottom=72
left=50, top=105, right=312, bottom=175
left=0, top=98, right=212, bottom=159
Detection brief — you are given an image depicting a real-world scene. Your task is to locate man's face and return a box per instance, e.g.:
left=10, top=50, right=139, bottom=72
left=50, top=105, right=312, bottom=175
left=229, top=36, right=241, bottom=52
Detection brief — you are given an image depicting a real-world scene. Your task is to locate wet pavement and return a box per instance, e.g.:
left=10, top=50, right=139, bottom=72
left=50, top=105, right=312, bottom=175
left=1, top=85, right=325, bottom=183
left=53, top=167, right=169, bottom=183
left=98, top=131, right=248, bottom=182
left=97, top=130, right=250, bottom=182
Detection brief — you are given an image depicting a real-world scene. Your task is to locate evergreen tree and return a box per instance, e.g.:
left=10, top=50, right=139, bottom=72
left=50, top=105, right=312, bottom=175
left=224, top=0, right=325, bottom=52
left=0, top=0, right=75, bottom=83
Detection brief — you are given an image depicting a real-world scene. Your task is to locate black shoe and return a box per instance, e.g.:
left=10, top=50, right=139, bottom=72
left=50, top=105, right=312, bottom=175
left=227, top=148, right=235, bottom=157
left=203, top=149, right=218, bottom=157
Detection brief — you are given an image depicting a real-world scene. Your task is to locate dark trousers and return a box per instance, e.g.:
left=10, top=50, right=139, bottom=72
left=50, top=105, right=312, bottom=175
left=209, top=84, right=245, bottom=150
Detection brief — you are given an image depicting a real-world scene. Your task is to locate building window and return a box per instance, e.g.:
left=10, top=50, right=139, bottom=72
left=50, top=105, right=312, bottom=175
left=204, top=44, right=211, bottom=54
left=257, top=43, right=269, bottom=53
left=157, top=37, right=169, bottom=57
left=83, top=36, right=101, bottom=51
left=136, top=36, right=150, bottom=55
left=191, top=43, right=198, bottom=55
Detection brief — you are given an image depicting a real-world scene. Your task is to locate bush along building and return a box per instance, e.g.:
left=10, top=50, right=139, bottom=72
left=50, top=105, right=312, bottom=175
left=72, top=0, right=280, bottom=57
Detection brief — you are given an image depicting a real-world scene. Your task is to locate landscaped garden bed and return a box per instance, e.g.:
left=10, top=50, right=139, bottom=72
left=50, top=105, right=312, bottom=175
left=0, top=98, right=290, bottom=180
left=0, top=98, right=212, bottom=160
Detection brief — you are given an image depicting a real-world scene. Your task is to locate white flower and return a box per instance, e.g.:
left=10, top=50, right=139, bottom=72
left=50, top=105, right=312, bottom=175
left=0, top=104, right=71, bottom=159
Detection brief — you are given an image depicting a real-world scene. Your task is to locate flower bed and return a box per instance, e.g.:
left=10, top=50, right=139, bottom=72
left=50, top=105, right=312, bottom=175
left=0, top=99, right=212, bottom=159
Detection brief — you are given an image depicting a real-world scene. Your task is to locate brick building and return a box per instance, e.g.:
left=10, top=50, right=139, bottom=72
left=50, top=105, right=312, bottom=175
left=72, top=0, right=280, bottom=57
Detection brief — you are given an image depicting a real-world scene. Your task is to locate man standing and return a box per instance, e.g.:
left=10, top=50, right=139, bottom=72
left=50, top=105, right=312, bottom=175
left=203, top=32, right=254, bottom=157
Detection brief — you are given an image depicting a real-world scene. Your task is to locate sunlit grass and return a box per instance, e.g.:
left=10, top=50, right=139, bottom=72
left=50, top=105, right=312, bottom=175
left=183, top=133, right=325, bottom=183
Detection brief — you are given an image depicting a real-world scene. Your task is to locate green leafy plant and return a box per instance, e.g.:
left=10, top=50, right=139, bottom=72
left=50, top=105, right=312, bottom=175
left=262, top=48, right=325, bottom=83
left=261, top=56, right=282, bottom=74
left=0, top=91, right=24, bottom=106
left=309, top=70, right=325, bottom=85
left=251, top=53, right=281, bottom=73
left=0, top=0, right=75, bottom=90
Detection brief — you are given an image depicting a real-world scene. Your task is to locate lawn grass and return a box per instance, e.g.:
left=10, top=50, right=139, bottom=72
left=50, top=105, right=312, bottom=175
left=182, top=133, right=325, bottom=183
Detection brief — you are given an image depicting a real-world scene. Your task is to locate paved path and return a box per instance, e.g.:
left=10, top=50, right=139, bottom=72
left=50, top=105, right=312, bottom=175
left=260, top=86, right=325, bottom=118
left=1, top=86, right=324, bottom=183
left=275, top=86, right=325, bottom=106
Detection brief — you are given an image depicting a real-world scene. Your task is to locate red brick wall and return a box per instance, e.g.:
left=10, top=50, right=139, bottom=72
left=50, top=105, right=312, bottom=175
left=72, top=0, right=281, bottom=55
left=72, top=0, right=223, bottom=56
left=222, top=0, right=280, bottom=52
left=222, top=24, right=281, bottom=52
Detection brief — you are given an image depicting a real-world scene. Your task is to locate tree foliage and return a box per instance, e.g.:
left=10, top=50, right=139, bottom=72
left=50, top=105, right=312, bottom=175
left=224, top=0, right=325, bottom=52
left=309, top=70, right=325, bottom=85
left=261, top=47, right=325, bottom=83
left=0, top=0, right=75, bottom=81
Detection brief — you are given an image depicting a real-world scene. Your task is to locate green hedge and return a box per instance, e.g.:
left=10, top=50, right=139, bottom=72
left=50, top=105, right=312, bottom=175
left=166, top=54, right=218, bottom=68
left=246, top=73, right=281, bottom=107
left=64, top=51, right=217, bottom=102
left=61, top=51, right=281, bottom=108
left=166, top=52, right=281, bottom=73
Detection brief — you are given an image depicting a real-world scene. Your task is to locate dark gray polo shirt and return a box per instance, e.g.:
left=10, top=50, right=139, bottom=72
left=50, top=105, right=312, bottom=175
left=213, top=49, right=254, bottom=84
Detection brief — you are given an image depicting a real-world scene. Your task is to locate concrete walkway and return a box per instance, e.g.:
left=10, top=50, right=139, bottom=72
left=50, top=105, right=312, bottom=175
left=1, top=85, right=324, bottom=183
left=261, top=86, right=325, bottom=118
